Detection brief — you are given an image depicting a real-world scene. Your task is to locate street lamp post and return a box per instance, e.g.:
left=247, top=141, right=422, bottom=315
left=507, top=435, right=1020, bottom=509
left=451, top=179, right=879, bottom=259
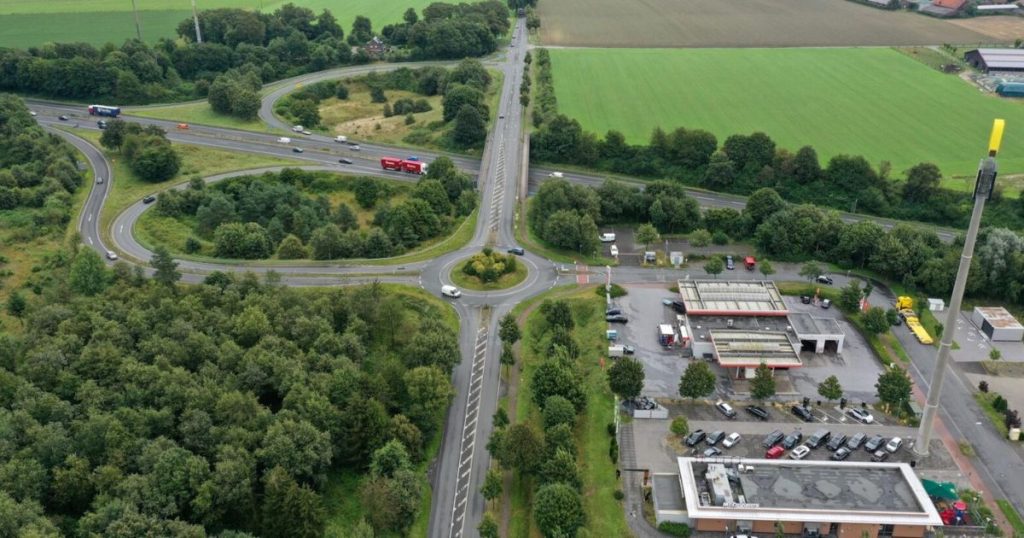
left=914, top=119, right=1005, bottom=456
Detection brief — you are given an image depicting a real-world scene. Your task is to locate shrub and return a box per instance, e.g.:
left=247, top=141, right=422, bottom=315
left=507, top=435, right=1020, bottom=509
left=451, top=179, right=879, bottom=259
left=711, top=230, right=729, bottom=245
left=596, top=283, right=627, bottom=298
left=184, top=237, right=201, bottom=254
left=690, top=229, right=712, bottom=247
left=613, top=490, right=625, bottom=500
left=994, top=395, right=1009, bottom=414
left=979, top=380, right=989, bottom=393
left=461, top=250, right=516, bottom=283
left=658, top=522, right=692, bottom=537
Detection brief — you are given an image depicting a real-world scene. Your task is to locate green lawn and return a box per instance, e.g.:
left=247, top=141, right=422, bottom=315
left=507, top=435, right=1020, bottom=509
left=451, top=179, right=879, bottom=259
left=0, top=0, right=436, bottom=48
left=127, top=101, right=270, bottom=133
left=996, top=499, right=1024, bottom=537
left=550, top=47, right=1024, bottom=186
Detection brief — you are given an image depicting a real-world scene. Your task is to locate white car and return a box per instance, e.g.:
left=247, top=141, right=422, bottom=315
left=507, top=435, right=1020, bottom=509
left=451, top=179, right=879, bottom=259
left=847, top=408, right=874, bottom=424
left=549, top=171, right=564, bottom=178
left=610, top=245, right=619, bottom=257
left=789, top=445, right=811, bottom=460
left=885, top=437, right=903, bottom=453
left=301, top=130, right=312, bottom=135
left=277, top=137, right=291, bottom=144
left=29, top=111, right=37, bottom=116
left=722, top=433, right=741, bottom=448
left=292, top=125, right=303, bottom=132
left=105, top=251, right=118, bottom=261
left=441, top=285, right=461, bottom=298
left=334, top=135, right=348, bottom=143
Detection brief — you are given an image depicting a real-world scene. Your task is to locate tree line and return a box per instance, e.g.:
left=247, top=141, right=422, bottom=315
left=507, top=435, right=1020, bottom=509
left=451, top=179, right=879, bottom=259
left=0, top=95, right=83, bottom=240
left=528, top=52, right=1024, bottom=232
left=379, top=1, right=510, bottom=60
left=155, top=161, right=476, bottom=260
left=99, top=120, right=181, bottom=182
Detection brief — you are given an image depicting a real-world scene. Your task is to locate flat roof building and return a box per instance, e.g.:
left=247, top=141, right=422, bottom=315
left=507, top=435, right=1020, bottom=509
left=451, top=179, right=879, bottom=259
left=678, top=280, right=787, bottom=316
left=964, top=48, right=1024, bottom=73
left=971, top=306, right=1024, bottom=342
left=671, top=457, right=942, bottom=538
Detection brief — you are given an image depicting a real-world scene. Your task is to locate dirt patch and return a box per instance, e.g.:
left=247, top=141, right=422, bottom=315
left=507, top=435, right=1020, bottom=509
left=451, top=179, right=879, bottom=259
left=980, top=360, right=1024, bottom=378
left=946, top=16, right=1024, bottom=42
left=537, top=0, right=1006, bottom=48
left=318, top=83, right=445, bottom=148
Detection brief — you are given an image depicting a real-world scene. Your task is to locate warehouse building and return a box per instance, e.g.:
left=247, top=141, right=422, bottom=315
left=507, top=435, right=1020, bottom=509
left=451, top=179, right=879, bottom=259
left=658, top=457, right=943, bottom=537
left=964, top=48, right=1024, bottom=73
left=971, top=306, right=1024, bottom=342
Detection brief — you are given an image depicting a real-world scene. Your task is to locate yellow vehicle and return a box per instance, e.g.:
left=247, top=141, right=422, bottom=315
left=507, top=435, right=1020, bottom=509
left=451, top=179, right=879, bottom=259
left=896, top=297, right=933, bottom=344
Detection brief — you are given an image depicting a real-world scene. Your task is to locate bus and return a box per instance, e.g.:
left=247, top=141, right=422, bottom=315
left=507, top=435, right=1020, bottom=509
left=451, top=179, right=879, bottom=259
left=87, top=105, right=121, bottom=117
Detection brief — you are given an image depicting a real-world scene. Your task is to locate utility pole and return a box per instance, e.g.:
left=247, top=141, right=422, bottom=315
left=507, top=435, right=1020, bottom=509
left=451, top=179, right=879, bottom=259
left=191, top=0, right=203, bottom=43
left=914, top=119, right=1005, bottom=456
left=130, top=0, right=143, bottom=41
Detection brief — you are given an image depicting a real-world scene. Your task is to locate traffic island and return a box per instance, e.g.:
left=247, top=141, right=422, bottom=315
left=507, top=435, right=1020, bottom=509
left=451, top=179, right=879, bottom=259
left=449, top=248, right=528, bottom=291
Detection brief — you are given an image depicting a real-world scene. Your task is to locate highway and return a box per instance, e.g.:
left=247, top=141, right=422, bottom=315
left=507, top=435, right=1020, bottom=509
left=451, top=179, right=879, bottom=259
left=27, top=21, right=1011, bottom=536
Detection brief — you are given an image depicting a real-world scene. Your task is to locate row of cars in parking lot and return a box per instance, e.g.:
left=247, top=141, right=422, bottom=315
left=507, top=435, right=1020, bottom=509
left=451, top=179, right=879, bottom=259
left=684, top=425, right=905, bottom=462
left=713, top=401, right=875, bottom=425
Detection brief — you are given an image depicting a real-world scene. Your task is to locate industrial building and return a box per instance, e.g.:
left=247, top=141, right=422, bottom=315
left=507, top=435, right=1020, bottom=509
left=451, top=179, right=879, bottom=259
left=653, top=458, right=943, bottom=537
left=676, top=280, right=845, bottom=379
left=971, top=306, right=1024, bottom=342
left=964, top=48, right=1024, bottom=73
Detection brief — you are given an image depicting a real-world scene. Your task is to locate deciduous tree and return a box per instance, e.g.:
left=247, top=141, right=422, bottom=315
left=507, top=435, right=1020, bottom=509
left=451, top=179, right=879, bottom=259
left=679, top=361, right=716, bottom=400
left=750, top=362, right=776, bottom=400
left=607, top=357, right=645, bottom=400
left=818, top=375, right=843, bottom=403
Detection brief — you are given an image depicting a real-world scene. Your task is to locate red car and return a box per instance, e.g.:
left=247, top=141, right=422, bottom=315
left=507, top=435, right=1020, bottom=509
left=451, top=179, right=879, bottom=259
left=765, top=446, right=785, bottom=459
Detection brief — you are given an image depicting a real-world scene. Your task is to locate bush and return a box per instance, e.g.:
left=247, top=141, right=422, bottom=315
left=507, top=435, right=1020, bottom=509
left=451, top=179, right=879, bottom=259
left=670, top=416, right=689, bottom=436
left=461, top=250, right=516, bottom=282
left=596, top=283, right=627, bottom=298
left=690, top=229, right=712, bottom=247
left=994, top=394, right=1009, bottom=414
left=658, top=522, right=692, bottom=537
left=609, top=438, right=618, bottom=463
left=711, top=230, right=729, bottom=245
left=979, top=380, right=989, bottom=393
left=607, top=422, right=616, bottom=436
left=613, top=490, right=625, bottom=500
left=184, top=237, right=201, bottom=254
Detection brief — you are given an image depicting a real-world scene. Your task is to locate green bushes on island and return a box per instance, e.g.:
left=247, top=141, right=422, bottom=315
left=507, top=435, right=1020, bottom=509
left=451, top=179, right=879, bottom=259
left=462, top=248, right=518, bottom=282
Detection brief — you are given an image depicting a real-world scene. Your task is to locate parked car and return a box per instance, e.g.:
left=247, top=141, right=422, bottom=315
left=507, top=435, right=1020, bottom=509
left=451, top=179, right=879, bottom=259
left=816, top=275, right=834, bottom=285
left=885, top=437, right=903, bottom=453
left=864, top=435, right=886, bottom=452
left=670, top=300, right=687, bottom=314
left=831, top=447, right=852, bottom=461
left=871, top=449, right=890, bottom=462
left=685, top=430, right=706, bottom=447
left=826, top=433, right=849, bottom=451
left=745, top=405, right=769, bottom=421
left=606, top=314, right=628, bottom=323
left=789, top=445, right=811, bottom=460
left=761, top=430, right=785, bottom=448
left=782, top=431, right=803, bottom=450
left=847, top=408, right=874, bottom=424
left=791, top=405, right=814, bottom=422
left=600, top=233, right=616, bottom=243
left=622, top=345, right=635, bottom=355
left=722, top=433, right=741, bottom=448
left=726, top=255, right=735, bottom=270
left=142, top=195, right=156, bottom=204
left=716, top=402, right=737, bottom=419
left=821, top=298, right=832, bottom=309
left=292, top=125, right=303, bottom=132
left=605, top=308, right=622, bottom=316
left=800, top=295, right=812, bottom=304
left=706, top=431, right=726, bottom=446
left=507, top=247, right=525, bottom=255
left=704, top=447, right=722, bottom=457
left=765, top=446, right=785, bottom=459
left=846, top=432, right=867, bottom=450
left=338, top=158, right=353, bottom=164
left=301, top=130, right=312, bottom=135
left=806, top=429, right=831, bottom=449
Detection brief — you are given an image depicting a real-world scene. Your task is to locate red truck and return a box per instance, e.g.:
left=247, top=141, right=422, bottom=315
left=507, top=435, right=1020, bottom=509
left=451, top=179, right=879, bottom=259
left=381, top=157, right=428, bottom=175
left=744, top=256, right=756, bottom=270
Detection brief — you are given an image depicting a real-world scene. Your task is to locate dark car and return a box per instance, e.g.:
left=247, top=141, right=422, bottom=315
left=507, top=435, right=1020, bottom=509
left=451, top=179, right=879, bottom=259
left=831, top=447, right=852, bottom=461
left=846, top=432, right=867, bottom=450
left=292, top=147, right=304, bottom=153
left=871, top=449, right=890, bottom=462
left=507, top=247, right=525, bottom=256
left=806, top=429, right=831, bottom=449
left=706, top=431, right=726, bottom=446
left=58, top=114, right=69, bottom=121
left=97, top=120, right=107, bottom=129
left=816, top=275, right=834, bottom=285
left=606, top=308, right=622, bottom=316
left=715, top=402, right=737, bottom=419
left=703, top=447, right=722, bottom=457
left=622, top=345, right=635, bottom=355
left=864, top=435, right=886, bottom=452
left=761, top=430, right=785, bottom=448
left=685, top=430, right=706, bottom=447
left=726, top=255, right=735, bottom=270
left=606, top=314, right=628, bottom=323
left=800, top=295, right=812, bottom=304
left=670, top=300, right=687, bottom=314
left=826, top=433, right=849, bottom=451
left=338, top=158, right=353, bottom=164
left=745, top=405, right=769, bottom=421
left=142, top=195, right=156, bottom=204
left=782, top=431, right=803, bottom=450
left=791, top=405, right=814, bottom=422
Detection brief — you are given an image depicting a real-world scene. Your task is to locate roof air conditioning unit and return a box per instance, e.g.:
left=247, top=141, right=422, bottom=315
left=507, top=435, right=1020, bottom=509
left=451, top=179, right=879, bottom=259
left=727, top=319, right=734, bottom=328
left=787, top=325, right=792, bottom=332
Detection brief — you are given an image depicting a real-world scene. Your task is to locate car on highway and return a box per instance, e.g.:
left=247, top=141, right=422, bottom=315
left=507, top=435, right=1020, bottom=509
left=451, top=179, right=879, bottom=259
left=29, top=111, right=37, bottom=116
left=722, top=433, right=741, bottom=448
left=831, top=447, right=852, bottom=461
left=302, top=130, right=312, bottom=135
left=507, top=247, right=525, bottom=255
left=292, top=125, right=303, bottom=132
left=781, top=431, right=803, bottom=450
left=791, top=405, right=814, bottom=422
left=441, top=285, right=461, bottom=298
left=885, top=437, right=903, bottom=453
left=606, top=314, right=628, bottom=323
left=58, top=115, right=69, bottom=121
left=871, top=449, right=890, bottom=462
left=97, top=120, right=107, bottom=129
left=816, top=275, right=834, bottom=285
left=765, top=446, right=785, bottom=459
left=706, top=431, right=726, bottom=446
left=846, top=432, right=867, bottom=450
left=826, top=433, right=848, bottom=451
left=684, top=430, right=706, bottom=447
left=847, top=408, right=874, bottom=424
left=726, top=255, right=735, bottom=270
left=745, top=405, right=769, bottom=421
left=177, top=123, right=189, bottom=129
left=864, top=435, right=886, bottom=452
left=338, top=158, right=353, bottom=164
left=761, top=430, right=785, bottom=448
left=105, top=251, right=118, bottom=261
left=715, top=402, right=737, bottom=419
left=142, top=195, right=156, bottom=204
left=703, top=447, right=722, bottom=457
left=350, top=145, right=361, bottom=151
left=789, top=445, right=811, bottom=460
left=292, top=147, right=304, bottom=153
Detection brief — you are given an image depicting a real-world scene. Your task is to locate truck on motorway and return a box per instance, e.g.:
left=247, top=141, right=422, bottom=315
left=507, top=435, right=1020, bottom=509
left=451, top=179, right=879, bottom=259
left=381, top=157, right=428, bottom=175
left=334, top=135, right=347, bottom=143
left=87, top=105, right=120, bottom=117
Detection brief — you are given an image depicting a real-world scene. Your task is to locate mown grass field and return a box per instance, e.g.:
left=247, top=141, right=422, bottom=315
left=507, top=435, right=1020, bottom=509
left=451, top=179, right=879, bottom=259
left=127, top=101, right=271, bottom=133
left=0, top=0, right=435, bottom=48
left=550, top=47, right=1024, bottom=184
left=536, top=0, right=1003, bottom=48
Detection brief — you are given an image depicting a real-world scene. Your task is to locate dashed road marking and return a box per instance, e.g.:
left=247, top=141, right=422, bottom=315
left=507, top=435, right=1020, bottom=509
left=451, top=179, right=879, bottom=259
left=449, top=320, right=490, bottom=538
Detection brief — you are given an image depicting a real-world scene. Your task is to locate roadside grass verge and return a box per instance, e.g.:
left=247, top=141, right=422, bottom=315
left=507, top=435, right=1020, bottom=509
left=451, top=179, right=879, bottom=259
left=127, top=101, right=270, bottom=133
left=996, top=499, right=1024, bottom=537
left=450, top=260, right=528, bottom=291
left=974, top=392, right=1010, bottom=438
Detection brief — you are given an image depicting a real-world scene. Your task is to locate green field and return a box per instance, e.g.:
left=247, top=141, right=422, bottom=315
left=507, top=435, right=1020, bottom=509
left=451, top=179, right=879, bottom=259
left=0, top=0, right=435, bottom=48
left=550, top=47, right=1024, bottom=183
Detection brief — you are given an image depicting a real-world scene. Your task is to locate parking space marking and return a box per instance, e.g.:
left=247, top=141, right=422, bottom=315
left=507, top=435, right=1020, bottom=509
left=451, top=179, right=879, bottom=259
left=449, top=319, right=490, bottom=538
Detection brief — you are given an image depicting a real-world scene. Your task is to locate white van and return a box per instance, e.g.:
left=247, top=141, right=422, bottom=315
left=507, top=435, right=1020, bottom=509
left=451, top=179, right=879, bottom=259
left=441, top=285, right=461, bottom=298
left=335, top=135, right=348, bottom=143
left=608, top=345, right=625, bottom=358
left=549, top=171, right=564, bottom=178
left=277, top=137, right=291, bottom=144
left=600, top=233, right=616, bottom=243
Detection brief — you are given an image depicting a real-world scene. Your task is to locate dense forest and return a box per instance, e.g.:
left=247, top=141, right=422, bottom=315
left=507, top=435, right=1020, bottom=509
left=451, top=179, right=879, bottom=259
left=0, top=1, right=509, bottom=105
left=528, top=49, right=1024, bottom=232
left=154, top=162, right=476, bottom=260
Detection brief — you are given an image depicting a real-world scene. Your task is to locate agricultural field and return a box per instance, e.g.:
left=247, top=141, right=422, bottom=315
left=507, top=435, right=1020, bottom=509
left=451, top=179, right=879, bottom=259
left=536, top=0, right=1006, bottom=48
left=549, top=47, right=1024, bottom=186
left=0, top=0, right=434, bottom=48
